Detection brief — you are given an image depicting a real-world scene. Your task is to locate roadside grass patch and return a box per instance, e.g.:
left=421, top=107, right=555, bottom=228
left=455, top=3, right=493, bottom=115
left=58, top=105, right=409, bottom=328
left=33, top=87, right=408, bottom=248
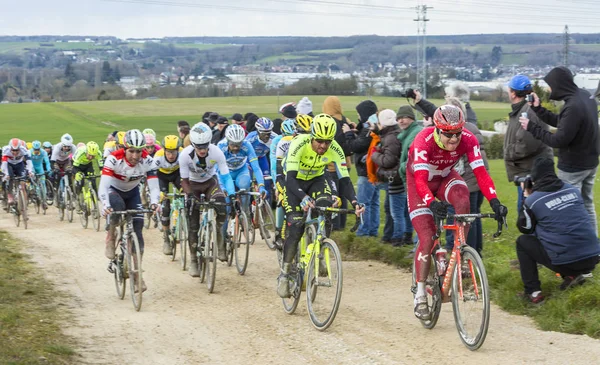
left=0, top=231, right=77, bottom=364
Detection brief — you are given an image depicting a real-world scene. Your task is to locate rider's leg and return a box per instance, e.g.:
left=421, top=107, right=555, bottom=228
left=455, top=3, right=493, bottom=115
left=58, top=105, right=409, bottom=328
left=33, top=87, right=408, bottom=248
left=278, top=185, right=305, bottom=298
left=437, top=172, right=471, bottom=248
left=235, top=167, right=252, bottom=212
left=105, top=188, right=126, bottom=259
left=187, top=182, right=202, bottom=277
left=204, top=177, right=228, bottom=262
left=125, top=186, right=146, bottom=292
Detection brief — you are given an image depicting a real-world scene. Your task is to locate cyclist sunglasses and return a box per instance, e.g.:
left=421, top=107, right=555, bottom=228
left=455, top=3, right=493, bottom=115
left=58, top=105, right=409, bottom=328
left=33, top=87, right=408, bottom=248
left=127, top=148, right=143, bottom=154
left=438, top=129, right=462, bottom=139
left=314, top=139, right=332, bottom=145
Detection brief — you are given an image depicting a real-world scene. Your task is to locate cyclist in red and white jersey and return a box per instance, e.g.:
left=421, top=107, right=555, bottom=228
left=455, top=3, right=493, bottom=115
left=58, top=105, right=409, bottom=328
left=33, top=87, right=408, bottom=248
left=407, top=105, right=507, bottom=320
left=1, top=138, right=34, bottom=205
left=99, top=129, right=160, bottom=293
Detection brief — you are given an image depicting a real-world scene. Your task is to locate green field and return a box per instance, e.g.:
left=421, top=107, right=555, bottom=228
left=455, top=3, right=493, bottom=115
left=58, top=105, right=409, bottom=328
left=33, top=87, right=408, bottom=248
left=0, top=41, right=112, bottom=54
left=0, top=96, right=509, bottom=144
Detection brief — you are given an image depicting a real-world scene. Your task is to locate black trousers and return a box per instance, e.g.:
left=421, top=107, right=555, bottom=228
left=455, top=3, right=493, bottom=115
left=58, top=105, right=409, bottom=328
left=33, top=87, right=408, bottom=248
left=516, top=234, right=600, bottom=294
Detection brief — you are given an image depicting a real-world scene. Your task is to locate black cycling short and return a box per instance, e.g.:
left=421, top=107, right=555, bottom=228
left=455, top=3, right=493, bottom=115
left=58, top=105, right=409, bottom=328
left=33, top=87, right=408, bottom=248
left=158, top=170, right=181, bottom=193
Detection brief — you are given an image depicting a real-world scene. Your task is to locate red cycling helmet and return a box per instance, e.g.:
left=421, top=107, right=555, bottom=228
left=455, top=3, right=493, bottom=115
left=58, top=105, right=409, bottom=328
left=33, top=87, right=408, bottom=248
left=433, top=105, right=465, bottom=131
left=8, top=138, right=21, bottom=150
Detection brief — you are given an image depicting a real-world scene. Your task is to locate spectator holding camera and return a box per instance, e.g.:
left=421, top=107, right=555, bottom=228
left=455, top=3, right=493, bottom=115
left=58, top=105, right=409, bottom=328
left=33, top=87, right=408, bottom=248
left=516, top=157, right=600, bottom=304
left=505, top=75, right=553, bottom=211
left=520, top=67, right=600, bottom=234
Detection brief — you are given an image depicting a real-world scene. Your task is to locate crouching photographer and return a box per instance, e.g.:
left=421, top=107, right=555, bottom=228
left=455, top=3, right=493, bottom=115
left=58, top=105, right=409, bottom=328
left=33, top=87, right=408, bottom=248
left=516, top=157, right=600, bottom=304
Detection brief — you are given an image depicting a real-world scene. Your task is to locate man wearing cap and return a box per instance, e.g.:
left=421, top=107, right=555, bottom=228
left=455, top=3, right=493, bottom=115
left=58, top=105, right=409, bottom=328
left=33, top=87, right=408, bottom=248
left=520, top=67, right=600, bottom=234
left=516, top=157, right=600, bottom=304
left=212, top=116, right=229, bottom=144
left=504, top=75, right=553, bottom=211
left=230, top=113, right=246, bottom=134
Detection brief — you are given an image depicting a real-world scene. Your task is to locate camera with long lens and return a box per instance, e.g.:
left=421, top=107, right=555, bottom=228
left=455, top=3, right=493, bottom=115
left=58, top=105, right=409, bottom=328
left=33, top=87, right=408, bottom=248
left=514, top=175, right=533, bottom=190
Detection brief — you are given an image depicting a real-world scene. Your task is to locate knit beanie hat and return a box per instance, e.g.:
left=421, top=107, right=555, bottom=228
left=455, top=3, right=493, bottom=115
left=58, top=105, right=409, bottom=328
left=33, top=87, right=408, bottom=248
left=378, top=109, right=397, bottom=128
left=396, top=105, right=415, bottom=120
left=297, top=97, right=313, bottom=115
left=530, top=157, right=557, bottom=182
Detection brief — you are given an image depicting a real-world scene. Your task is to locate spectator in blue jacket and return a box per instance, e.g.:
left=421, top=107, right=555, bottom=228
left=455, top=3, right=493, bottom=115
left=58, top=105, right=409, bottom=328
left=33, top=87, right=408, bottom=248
left=516, top=157, right=600, bottom=304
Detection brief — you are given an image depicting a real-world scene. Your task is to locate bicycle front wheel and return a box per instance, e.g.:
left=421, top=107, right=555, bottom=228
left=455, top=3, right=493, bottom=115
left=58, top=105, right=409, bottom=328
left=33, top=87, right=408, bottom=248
left=45, top=179, right=54, bottom=206
left=18, top=189, right=27, bottom=230
left=234, top=211, right=250, bottom=275
left=90, top=189, right=101, bottom=232
left=282, top=254, right=302, bottom=315
left=258, top=203, right=277, bottom=250
left=306, top=238, right=343, bottom=331
left=451, top=246, right=490, bottom=351
left=114, top=247, right=126, bottom=300
left=206, top=221, right=217, bottom=293
left=128, top=233, right=144, bottom=311
left=58, top=187, right=65, bottom=221
left=179, top=215, right=188, bottom=270
left=65, top=188, right=74, bottom=223
left=78, top=193, right=88, bottom=229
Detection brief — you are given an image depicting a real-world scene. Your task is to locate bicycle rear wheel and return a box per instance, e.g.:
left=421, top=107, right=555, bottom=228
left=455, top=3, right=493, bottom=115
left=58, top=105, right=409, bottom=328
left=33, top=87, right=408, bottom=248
left=12, top=191, right=21, bottom=227
left=258, top=203, right=277, bottom=250
left=58, top=187, right=65, bottom=221
left=247, top=204, right=256, bottom=246
left=18, top=189, right=27, bottom=230
left=113, top=245, right=126, bottom=300
left=411, top=252, right=442, bottom=329
left=90, top=189, right=101, bottom=232
left=198, top=225, right=206, bottom=283
left=234, top=211, right=250, bottom=275
left=451, top=246, right=490, bottom=351
left=128, top=233, right=144, bottom=311
left=179, top=215, right=188, bottom=270
left=206, top=221, right=217, bottom=293
left=45, top=179, right=54, bottom=206
left=306, top=238, right=343, bottom=331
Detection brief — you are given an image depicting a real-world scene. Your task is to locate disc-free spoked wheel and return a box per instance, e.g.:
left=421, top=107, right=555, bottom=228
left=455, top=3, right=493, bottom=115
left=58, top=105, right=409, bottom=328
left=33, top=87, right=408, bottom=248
left=113, top=226, right=126, bottom=299
left=452, top=246, right=490, bottom=351
left=65, top=187, right=74, bottom=223
left=179, top=214, right=188, bottom=270
left=234, top=211, right=250, bottom=275
left=18, top=189, right=27, bottom=230
left=282, top=253, right=302, bottom=315
left=90, top=189, right=101, bottom=231
left=78, top=193, right=88, bottom=229
left=258, top=202, right=277, bottom=250
left=58, top=187, right=65, bottom=221
left=306, top=238, right=343, bottom=331
left=411, top=249, right=442, bottom=330
left=205, top=221, right=218, bottom=293
left=127, top=233, right=144, bottom=311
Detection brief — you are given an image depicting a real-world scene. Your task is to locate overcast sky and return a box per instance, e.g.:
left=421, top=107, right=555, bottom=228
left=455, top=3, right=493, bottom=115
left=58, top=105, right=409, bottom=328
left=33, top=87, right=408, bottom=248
left=1, top=0, right=599, bottom=38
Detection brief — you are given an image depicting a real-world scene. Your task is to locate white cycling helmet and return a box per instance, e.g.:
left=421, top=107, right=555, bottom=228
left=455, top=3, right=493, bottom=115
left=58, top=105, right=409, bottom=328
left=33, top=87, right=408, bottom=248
left=225, top=124, right=245, bottom=144
left=61, top=133, right=73, bottom=147
left=190, top=122, right=212, bottom=147
left=124, top=129, right=146, bottom=148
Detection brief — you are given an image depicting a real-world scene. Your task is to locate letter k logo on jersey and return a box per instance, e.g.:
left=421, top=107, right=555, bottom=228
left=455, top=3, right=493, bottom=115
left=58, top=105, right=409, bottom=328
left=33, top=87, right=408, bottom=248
left=417, top=252, right=429, bottom=263
left=489, top=187, right=496, bottom=195
left=473, top=145, right=481, bottom=157
left=414, top=148, right=427, bottom=161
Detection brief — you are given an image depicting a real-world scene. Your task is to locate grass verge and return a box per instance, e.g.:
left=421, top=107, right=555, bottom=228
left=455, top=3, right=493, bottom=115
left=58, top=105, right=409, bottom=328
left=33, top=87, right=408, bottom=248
left=333, top=159, right=600, bottom=339
left=0, top=231, right=77, bottom=364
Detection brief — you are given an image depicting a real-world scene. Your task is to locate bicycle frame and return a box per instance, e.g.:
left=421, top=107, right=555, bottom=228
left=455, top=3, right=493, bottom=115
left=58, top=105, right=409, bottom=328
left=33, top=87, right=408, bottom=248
left=430, top=213, right=504, bottom=303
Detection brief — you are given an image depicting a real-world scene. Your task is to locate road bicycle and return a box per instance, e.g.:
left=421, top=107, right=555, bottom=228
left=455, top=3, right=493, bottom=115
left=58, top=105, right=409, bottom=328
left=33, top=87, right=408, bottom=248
left=410, top=213, right=505, bottom=351
left=282, top=206, right=361, bottom=331
left=27, top=173, right=48, bottom=215
left=8, top=176, right=29, bottom=229
left=191, top=194, right=230, bottom=294
left=107, top=208, right=155, bottom=312
left=56, top=170, right=75, bottom=223
left=76, top=173, right=101, bottom=231
left=224, top=192, right=250, bottom=275
left=164, top=190, right=188, bottom=269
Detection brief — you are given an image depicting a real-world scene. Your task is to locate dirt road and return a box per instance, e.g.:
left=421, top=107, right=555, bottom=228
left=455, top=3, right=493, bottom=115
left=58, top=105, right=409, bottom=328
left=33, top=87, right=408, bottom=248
left=2, top=210, right=599, bottom=365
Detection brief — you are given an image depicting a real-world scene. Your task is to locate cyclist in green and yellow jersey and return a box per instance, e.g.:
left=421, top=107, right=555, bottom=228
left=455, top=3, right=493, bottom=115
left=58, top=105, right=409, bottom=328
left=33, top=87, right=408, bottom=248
left=73, top=141, right=103, bottom=198
left=277, top=114, right=364, bottom=298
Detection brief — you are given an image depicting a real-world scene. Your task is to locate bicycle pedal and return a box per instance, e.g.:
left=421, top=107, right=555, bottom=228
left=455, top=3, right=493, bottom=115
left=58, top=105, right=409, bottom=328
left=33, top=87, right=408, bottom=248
left=107, top=262, right=115, bottom=274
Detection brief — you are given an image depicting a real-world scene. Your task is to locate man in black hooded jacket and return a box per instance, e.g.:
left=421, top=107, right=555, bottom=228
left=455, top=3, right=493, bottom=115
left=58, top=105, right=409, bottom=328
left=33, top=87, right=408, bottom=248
left=520, top=66, right=600, bottom=235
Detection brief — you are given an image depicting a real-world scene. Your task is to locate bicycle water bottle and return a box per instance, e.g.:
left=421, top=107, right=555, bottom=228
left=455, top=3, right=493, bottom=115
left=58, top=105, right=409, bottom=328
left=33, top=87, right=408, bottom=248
left=171, top=209, right=179, bottom=235
left=435, top=248, right=448, bottom=276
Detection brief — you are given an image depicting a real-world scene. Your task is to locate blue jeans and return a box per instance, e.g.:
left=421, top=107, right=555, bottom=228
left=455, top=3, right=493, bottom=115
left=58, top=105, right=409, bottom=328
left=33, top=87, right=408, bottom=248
left=517, top=185, right=524, bottom=213
left=389, top=192, right=410, bottom=240
left=356, top=176, right=380, bottom=236
left=382, top=184, right=394, bottom=241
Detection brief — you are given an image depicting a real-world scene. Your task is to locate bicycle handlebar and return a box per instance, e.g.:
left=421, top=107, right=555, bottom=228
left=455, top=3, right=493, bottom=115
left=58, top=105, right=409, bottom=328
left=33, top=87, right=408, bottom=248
left=307, top=206, right=363, bottom=233
left=434, top=212, right=506, bottom=240
left=111, top=209, right=155, bottom=216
